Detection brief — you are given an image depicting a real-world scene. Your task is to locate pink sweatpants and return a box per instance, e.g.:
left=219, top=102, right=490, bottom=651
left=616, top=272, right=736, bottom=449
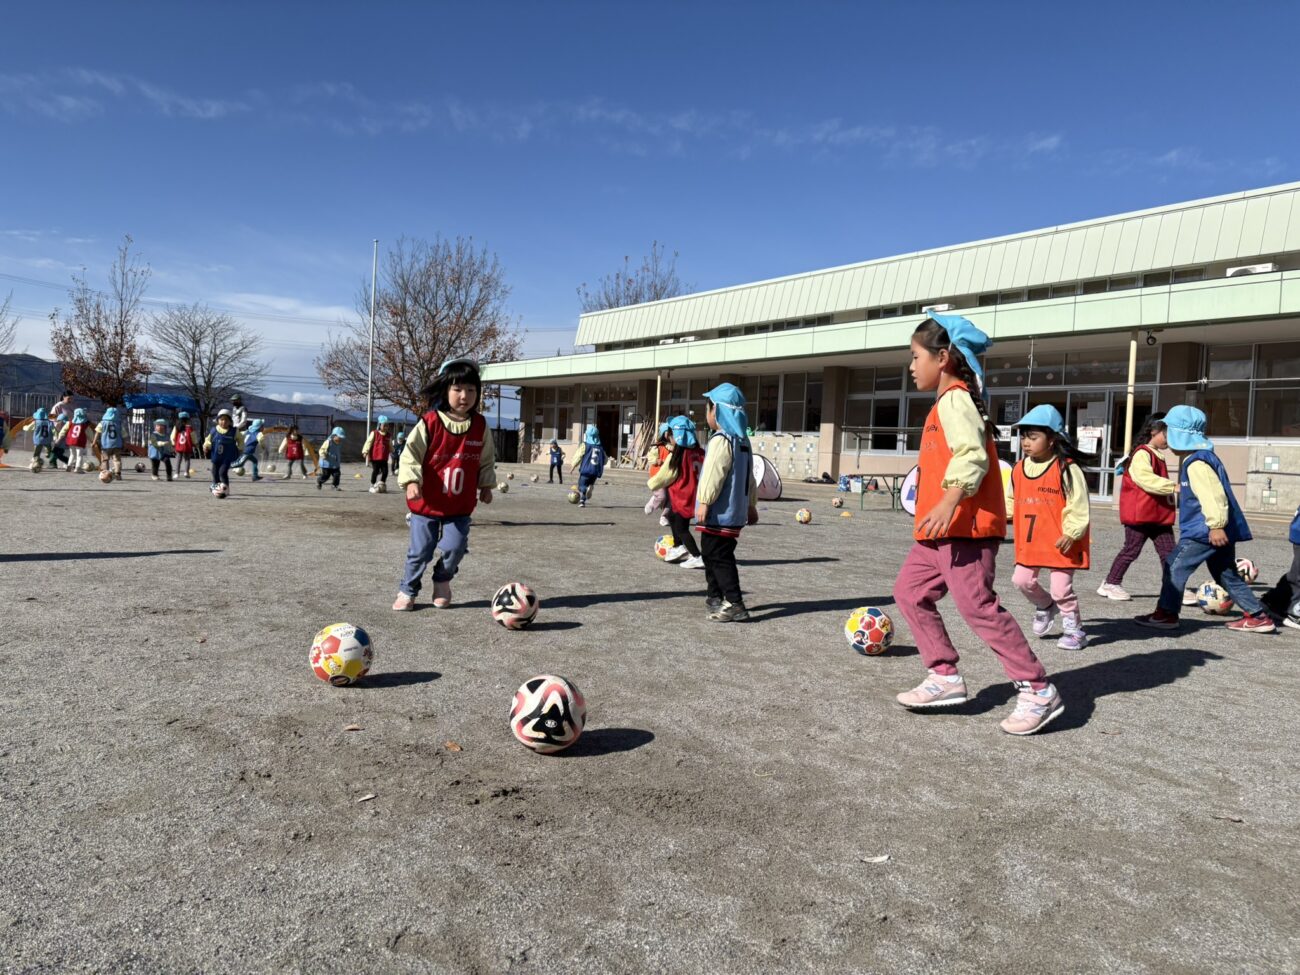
left=1011, top=565, right=1080, bottom=619
left=893, top=539, right=1048, bottom=688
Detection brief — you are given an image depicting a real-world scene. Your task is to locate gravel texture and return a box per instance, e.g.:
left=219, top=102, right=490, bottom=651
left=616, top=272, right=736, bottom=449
left=2, top=456, right=1298, bottom=974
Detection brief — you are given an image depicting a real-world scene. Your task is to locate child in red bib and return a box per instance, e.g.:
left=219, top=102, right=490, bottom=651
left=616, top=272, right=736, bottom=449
left=647, top=416, right=706, bottom=568
left=893, top=315, right=1063, bottom=736
left=1099, top=413, right=1177, bottom=601
left=392, top=359, right=495, bottom=610
left=279, top=424, right=309, bottom=479
left=1006, top=405, right=1092, bottom=651
left=363, top=416, right=393, bottom=493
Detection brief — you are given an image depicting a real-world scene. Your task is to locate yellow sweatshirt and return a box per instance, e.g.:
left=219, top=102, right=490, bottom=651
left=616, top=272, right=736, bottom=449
left=1005, top=456, right=1092, bottom=540
left=937, top=392, right=990, bottom=497
left=397, top=411, right=496, bottom=489
left=1185, top=460, right=1230, bottom=530
left=1128, top=448, right=1177, bottom=496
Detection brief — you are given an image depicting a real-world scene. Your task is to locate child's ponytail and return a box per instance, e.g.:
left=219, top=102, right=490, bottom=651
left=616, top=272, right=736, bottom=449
left=1122, top=412, right=1167, bottom=472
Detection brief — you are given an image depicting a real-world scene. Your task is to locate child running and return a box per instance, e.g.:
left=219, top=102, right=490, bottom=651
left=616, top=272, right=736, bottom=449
left=60, top=408, right=90, bottom=473
left=362, top=416, right=392, bottom=493
left=95, top=407, right=125, bottom=480
left=205, top=409, right=242, bottom=496
left=171, top=412, right=196, bottom=479
left=23, top=409, right=56, bottom=468
left=892, top=313, right=1064, bottom=736
left=1006, top=405, right=1092, bottom=650
left=697, top=384, right=759, bottom=621
left=392, top=430, right=406, bottom=476
left=1135, top=405, right=1275, bottom=633
left=147, top=418, right=174, bottom=481
left=317, top=427, right=345, bottom=490
left=279, top=424, right=309, bottom=479
left=1098, top=412, right=1177, bottom=600
left=571, top=426, right=606, bottom=507
left=643, top=422, right=673, bottom=524
left=233, top=418, right=265, bottom=480
left=647, top=416, right=706, bottom=569
left=393, top=357, right=495, bottom=610
left=1260, top=505, right=1300, bottom=629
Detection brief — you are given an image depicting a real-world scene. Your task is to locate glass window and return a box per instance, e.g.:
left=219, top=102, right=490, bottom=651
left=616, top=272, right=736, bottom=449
left=844, top=398, right=872, bottom=428
left=539, top=387, right=555, bottom=405
left=1028, top=286, right=1050, bottom=301
left=1173, top=267, right=1205, bottom=283
left=1142, top=271, right=1171, bottom=287
left=782, top=373, right=805, bottom=402
left=556, top=386, right=572, bottom=404
left=1081, top=279, right=1107, bottom=294
left=905, top=396, right=932, bottom=451
left=780, top=401, right=804, bottom=433
left=805, top=377, right=823, bottom=432
left=1252, top=387, right=1300, bottom=438
left=1109, top=276, right=1138, bottom=291
left=847, top=368, right=873, bottom=395
left=740, top=376, right=759, bottom=406
left=1066, top=349, right=1156, bottom=385
left=1257, top=341, right=1300, bottom=380
left=874, top=368, right=903, bottom=392
left=871, top=399, right=900, bottom=451
left=1051, top=283, right=1079, bottom=298
left=556, top=407, right=572, bottom=440
left=1200, top=382, right=1250, bottom=438
left=1207, top=345, right=1253, bottom=382
left=757, top=376, right=779, bottom=431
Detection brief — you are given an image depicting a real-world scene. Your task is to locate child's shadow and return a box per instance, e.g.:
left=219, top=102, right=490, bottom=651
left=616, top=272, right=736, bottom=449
left=958, top=647, right=1223, bottom=730
left=1081, top=616, right=1228, bottom=648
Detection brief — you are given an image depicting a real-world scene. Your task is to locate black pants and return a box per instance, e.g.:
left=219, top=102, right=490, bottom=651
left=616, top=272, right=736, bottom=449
left=151, top=457, right=173, bottom=479
left=318, top=467, right=341, bottom=488
left=549, top=461, right=563, bottom=483
left=700, top=532, right=743, bottom=605
left=1261, top=544, right=1300, bottom=616
left=370, top=460, right=388, bottom=484
left=666, top=510, right=700, bottom=558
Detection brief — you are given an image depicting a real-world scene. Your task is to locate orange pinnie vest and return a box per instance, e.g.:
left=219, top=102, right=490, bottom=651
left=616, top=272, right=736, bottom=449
left=913, top=383, right=1006, bottom=541
left=1010, top=458, right=1090, bottom=569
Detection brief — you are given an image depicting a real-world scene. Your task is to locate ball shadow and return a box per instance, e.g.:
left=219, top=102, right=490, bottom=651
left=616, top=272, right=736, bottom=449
left=525, top=620, right=582, bottom=631
left=556, top=727, right=655, bottom=757
left=354, top=670, right=441, bottom=689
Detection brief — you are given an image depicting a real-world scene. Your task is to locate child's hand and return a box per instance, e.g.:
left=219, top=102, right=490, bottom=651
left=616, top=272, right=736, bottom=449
left=695, top=502, right=709, bottom=523
left=405, top=482, right=420, bottom=502
left=917, top=498, right=959, bottom=539
left=479, top=487, right=493, bottom=504
left=1054, top=534, right=1076, bottom=554
left=747, top=505, right=759, bottom=526
left=1208, top=527, right=1229, bottom=547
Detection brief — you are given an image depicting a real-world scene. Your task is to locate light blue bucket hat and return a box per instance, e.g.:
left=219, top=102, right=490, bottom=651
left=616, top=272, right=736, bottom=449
left=1012, top=404, right=1067, bottom=436
left=1163, top=405, right=1213, bottom=452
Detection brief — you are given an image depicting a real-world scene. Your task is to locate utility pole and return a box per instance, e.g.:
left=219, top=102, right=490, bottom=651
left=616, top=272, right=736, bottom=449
left=365, top=238, right=379, bottom=436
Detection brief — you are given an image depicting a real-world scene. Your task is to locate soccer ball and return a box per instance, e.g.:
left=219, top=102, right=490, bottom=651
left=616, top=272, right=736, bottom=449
left=1235, top=557, right=1258, bottom=584
left=1196, top=581, right=1234, bottom=615
left=84, top=460, right=98, bottom=471
left=831, top=497, right=844, bottom=508
left=497, top=481, right=509, bottom=493
left=375, top=481, right=387, bottom=494
left=510, top=675, right=586, bottom=754
left=213, top=483, right=228, bottom=498
left=530, top=474, right=539, bottom=482
left=404, top=511, right=412, bottom=525
left=654, top=534, right=676, bottom=559
left=29, top=458, right=42, bottom=473
left=186, top=469, right=194, bottom=478
left=98, top=469, right=114, bottom=484
left=844, top=606, right=894, bottom=655
left=267, top=463, right=277, bottom=473
left=134, top=462, right=146, bottom=473
left=795, top=508, right=812, bottom=524
left=309, top=623, right=374, bottom=686
left=492, top=582, right=539, bottom=629
left=507, top=472, right=515, bottom=480
left=567, top=489, right=580, bottom=504
left=235, top=465, right=246, bottom=476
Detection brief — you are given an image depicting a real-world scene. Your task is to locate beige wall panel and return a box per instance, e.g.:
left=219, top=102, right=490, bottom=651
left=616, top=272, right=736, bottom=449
left=1238, top=195, right=1272, bottom=256
left=1259, top=193, right=1294, bottom=254
left=1078, top=225, right=1106, bottom=279
left=1094, top=221, right=1125, bottom=277
left=723, top=336, right=769, bottom=362
left=1075, top=292, right=1140, bottom=331
left=1059, top=228, right=1087, bottom=281
left=864, top=319, right=916, bottom=351
left=1043, top=232, right=1068, bottom=283
left=878, top=262, right=901, bottom=306
left=1171, top=207, right=1204, bottom=266
left=1214, top=201, right=1247, bottom=261
left=1151, top=212, right=1182, bottom=269
left=1192, top=203, right=1225, bottom=263
left=1140, top=292, right=1170, bottom=326
left=993, top=240, right=1021, bottom=290
left=1131, top=214, right=1162, bottom=271
left=979, top=242, right=1007, bottom=292
left=1026, top=235, right=1052, bottom=284
left=955, top=248, right=979, bottom=295
left=1284, top=193, right=1300, bottom=251
left=813, top=322, right=869, bottom=355
left=993, top=302, right=1074, bottom=339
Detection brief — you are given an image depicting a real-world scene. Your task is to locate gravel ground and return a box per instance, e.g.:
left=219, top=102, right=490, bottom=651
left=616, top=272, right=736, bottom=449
left=2, top=456, right=1298, bottom=975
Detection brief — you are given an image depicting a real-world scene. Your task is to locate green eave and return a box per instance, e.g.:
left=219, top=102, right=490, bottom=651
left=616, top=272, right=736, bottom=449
left=484, top=270, right=1300, bottom=384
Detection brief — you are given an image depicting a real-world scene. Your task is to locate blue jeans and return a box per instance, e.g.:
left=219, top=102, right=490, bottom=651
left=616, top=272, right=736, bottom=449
left=400, top=513, right=471, bottom=595
left=235, top=454, right=259, bottom=477
left=1158, top=537, right=1263, bottom=616
left=578, top=473, right=597, bottom=499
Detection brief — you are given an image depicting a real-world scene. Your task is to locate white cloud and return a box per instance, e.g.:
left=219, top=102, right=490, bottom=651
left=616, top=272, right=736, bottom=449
left=266, top=390, right=339, bottom=407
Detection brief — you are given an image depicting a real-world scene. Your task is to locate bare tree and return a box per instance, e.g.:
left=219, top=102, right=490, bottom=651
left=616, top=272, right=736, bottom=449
left=0, top=292, right=19, bottom=355
left=577, top=240, right=690, bottom=312
left=48, top=235, right=151, bottom=406
left=148, top=303, right=269, bottom=438
left=316, top=236, right=522, bottom=415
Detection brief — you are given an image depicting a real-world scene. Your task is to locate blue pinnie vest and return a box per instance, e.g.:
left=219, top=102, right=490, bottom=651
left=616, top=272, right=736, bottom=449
left=549, top=445, right=563, bottom=465
left=210, top=427, right=239, bottom=463
left=99, top=418, right=123, bottom=450
left=239, top=434, right=259, bottom=458
left=1289, top=507, right=1300, bottom=546
left=320, top=439, right=342, bottom=469
left=1178, top=450, right=1251, bottom=544
left=703, top=432, right=752, bottom=530
left=579, top=443, right=606, bottom=478
left=147, top=432, right=170, bottom=459
left=32, top=419, right=54, bottom=445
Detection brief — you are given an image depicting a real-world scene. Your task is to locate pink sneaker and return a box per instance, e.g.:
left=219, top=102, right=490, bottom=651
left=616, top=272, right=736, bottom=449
left=1226, top=613, right=1276, bottom=634
left=392, top=593, right=414, bottom=611
left=1000, top=682, right=1065, bottom=736
left=1031, top=605, right=1058, bottom=637
left=895, top=671, right=968, bottom=709
left=432, top=580, right=452, bottom=608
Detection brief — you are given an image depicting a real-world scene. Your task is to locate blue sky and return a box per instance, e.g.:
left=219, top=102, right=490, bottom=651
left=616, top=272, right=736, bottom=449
left=2, top=0, right=1297, bottom=407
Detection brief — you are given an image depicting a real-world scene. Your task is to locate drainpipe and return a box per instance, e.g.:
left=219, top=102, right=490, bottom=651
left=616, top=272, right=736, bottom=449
left=653, top=371, right=663, bottom=432
left=1123, top=329, right=1138, bottom=456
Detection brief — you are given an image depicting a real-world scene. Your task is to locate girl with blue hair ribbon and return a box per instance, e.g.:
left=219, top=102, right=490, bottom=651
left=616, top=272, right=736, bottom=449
left=570, top=424, right=607, bottom=507
left=893, top=313, right=1064, bottom=736
left=696, top=384, right=759, bottom=620
left=647, top=416, right=707, bottom=568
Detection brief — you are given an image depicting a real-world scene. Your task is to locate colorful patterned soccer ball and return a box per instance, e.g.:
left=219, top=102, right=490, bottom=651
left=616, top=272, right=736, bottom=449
left=213, top=483, right=228, bottom=498
left=510, top=674, right=586, bottom=754
left=796, top=508, right=812, bottom=524
left=497, top=481, right=509, bottom=493
left=506, top=472, right=515, bottom=480
left=831, top=497, right=844, bottom=508
left=29, top=458, right=42, bottom=473
left=844, top=606, right=894, bottom=655
left=567, top=489, right=580, bottom=504
left=310, top=623, right=374, bottom=686
left=492, top=582, right=539, bottom=629
left=1235, top=557, right=1258, bottom=584
left=1196, top=581, right=1234, bottom=615
left=134, top=462, right=146, bottom=473
left=654, top=534, right=676, bottom=559
left=99, top=468, right=114, bottom=484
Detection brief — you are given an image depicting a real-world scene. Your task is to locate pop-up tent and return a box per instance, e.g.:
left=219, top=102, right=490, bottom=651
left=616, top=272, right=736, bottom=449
left=123, top=392, right=200, bottom=412
left=752, top=453, right=783, bottom=500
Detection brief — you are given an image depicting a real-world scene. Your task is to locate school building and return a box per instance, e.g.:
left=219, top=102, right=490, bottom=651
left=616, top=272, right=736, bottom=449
left=483, top=181, right=1300, bottom=511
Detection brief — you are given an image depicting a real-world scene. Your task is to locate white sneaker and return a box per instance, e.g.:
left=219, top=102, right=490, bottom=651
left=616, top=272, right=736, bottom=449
left=368, top=485, right=377, bottom=494
left=1182, top=588, right=1200, bottom=607
left=1097, top=583, right=1131, bottom=600
left=1031, top=605, right=1058, bottom=637
left=680, top=555, right=705, bottom=569
left=659, top=513, right=670, bottom=527
left=663, top=545, right=689, bottom=563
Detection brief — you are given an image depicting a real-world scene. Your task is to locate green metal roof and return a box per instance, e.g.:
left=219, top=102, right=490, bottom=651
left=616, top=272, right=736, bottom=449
left=573, top=181, right=1300, bottom=346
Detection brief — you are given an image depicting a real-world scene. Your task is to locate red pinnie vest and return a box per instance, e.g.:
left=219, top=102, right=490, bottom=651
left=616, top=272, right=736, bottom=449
left=285, top=436, right=303, bottom=460
left=1118, top=445, right=1176, bottom=527
left=370, top=430, right=390, bottom=462
left=667, top=446, right=706, bottom=518
left=67, top=422, right=87, bottom=447
left=408, top=412, right=486, bottom=519
left=175, top=426, right=193, bottom=451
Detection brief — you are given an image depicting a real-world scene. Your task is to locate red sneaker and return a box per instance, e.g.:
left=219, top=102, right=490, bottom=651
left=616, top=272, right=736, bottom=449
left=1226, top=613, right=1276, bottom=634
left=1134, top=609, right=1180, bottom=630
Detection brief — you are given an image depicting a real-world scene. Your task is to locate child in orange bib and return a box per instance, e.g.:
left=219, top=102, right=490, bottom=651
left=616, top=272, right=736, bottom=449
left=892, top=314, right=1064, bottom=737
left=1007, top=405, right=1092, bottom=651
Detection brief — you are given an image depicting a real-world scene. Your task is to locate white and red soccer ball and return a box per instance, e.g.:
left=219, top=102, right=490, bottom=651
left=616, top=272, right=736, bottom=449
left=831, top=497, right=844, bottom=509
left=309, top=623, right=374, bottom=686
left=1235, top=557, right=1259, bottom=584
left=1196, top=581, right=1234, bottom=615
left=492, top=582, right=539, bottom=629
left=510, top=674, right=586, bottom=753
